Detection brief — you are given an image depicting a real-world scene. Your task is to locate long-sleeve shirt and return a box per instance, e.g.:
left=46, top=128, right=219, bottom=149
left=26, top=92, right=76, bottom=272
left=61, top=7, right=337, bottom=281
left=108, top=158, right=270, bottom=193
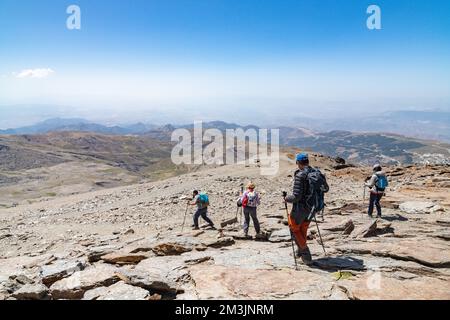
left=365, top=171, right=387, bottom=194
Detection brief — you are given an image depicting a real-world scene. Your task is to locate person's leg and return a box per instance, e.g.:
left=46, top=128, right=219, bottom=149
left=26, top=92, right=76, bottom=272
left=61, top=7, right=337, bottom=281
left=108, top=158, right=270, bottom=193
left=288, top=215, right=312, bottom=264
left=200, top=209, right=214, bottom=227
left=243, top=208, right=251, bottom=235
left=368, top=193, right=376, bottom=217
left=288, top=215, right=307, bottom=249
left=376, top=194, right=383, bottom=217
left=250, top=207, right=261, bottom=234
left=193, top=209, right=201, bottom=229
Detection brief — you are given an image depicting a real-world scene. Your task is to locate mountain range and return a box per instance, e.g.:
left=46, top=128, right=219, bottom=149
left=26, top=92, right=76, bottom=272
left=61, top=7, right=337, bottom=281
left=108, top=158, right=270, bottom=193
left=1, top=117, right=449, bottom=166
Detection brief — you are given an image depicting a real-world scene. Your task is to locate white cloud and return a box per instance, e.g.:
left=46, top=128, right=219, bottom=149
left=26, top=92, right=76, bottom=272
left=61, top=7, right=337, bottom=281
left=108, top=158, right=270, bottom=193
left=14, top=68, right=55, bottom=79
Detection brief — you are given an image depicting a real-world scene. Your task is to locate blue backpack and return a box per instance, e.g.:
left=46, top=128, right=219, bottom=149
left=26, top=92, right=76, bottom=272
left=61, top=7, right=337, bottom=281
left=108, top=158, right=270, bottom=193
left=199, top=193, right=209, bottom=207
left=376, top=175, right=389, bottom=191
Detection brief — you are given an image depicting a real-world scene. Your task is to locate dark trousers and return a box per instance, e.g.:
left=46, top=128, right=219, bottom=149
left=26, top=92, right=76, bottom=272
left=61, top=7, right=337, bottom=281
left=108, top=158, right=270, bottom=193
left=243, top=206, right=260, bottom=234
left=368, top=193, right=383, bottom=216
left=193, top=208, right=214, bottom=228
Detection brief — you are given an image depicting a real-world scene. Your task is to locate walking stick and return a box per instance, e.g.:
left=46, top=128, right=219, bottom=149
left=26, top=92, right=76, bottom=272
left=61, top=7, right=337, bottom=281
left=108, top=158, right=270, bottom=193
left=363, top=185, right=367, bottom=218
left=282, top=192, right=298, bottom=271
left=181, top=202, right=189, bottom=233
left=239, top=185, right=244, bottom=225
left=313, top=214, right=327, bottom=256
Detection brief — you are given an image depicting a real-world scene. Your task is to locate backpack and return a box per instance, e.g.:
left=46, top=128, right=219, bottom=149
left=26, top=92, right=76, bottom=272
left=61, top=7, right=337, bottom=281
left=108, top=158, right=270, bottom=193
left=245, top=191, right=258, bottom=207
left=375, top=175, right=388, bottom=192
left=198, top=193, right=209, bottom=207
left=305, top=168, right=329, bottom=219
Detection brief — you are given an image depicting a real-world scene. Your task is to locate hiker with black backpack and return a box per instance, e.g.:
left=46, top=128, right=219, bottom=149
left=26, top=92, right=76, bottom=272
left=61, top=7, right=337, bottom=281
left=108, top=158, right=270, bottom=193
left=365, top=164, right=388, bottom=218
left=238, top=182, right=261, bottom=237
left=283, top=153, right=329, bottom=265
left=190, top=190, right=216, bottom=230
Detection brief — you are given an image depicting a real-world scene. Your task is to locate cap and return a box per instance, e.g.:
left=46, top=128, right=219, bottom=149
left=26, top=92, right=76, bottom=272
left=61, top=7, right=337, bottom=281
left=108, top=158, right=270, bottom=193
left=296, top=153, right=309, bottom=162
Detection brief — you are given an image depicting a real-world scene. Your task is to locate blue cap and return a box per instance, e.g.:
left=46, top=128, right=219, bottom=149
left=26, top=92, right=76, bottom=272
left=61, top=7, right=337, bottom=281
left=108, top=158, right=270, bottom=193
left=296, top=153, right=309, bottom=162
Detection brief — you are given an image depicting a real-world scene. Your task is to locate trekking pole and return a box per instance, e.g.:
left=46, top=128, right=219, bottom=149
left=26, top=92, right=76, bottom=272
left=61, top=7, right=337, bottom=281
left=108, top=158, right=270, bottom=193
left=239, top=185, right=244, bottom=225
left=313, top=215, right=327, bottom=256
left=282, top=192, right=298, bottom=271
left=181, top=202, right=189, bottom=233
left=363, top=185, right=366, bottom=219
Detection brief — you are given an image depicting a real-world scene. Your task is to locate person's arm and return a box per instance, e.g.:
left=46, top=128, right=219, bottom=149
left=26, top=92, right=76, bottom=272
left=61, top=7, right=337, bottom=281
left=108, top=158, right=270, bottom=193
left=285, top=171, right=307, bottom=204
left=365, top=175, right=376, bottom=188
left=190, top=196, right=199, bottom=206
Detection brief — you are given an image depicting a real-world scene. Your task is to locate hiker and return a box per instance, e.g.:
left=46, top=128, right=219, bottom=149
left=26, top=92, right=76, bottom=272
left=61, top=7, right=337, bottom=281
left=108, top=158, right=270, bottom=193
left=238, top=182, right=261, bottom=237
left=365, top=164, right=388, bottom=218
left=190, top=190, right=215, bottom=230
left=284, top=153, right=329, bottom=265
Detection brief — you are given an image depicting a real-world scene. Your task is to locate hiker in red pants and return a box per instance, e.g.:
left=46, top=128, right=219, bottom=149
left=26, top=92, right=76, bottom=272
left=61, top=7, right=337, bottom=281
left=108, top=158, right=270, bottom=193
left=284, top=153, right=315, bottom=265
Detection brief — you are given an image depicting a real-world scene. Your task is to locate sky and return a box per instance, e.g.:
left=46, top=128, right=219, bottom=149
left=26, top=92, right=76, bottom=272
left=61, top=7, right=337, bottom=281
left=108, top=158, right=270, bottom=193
left=0, top=0, right=449, bottom=127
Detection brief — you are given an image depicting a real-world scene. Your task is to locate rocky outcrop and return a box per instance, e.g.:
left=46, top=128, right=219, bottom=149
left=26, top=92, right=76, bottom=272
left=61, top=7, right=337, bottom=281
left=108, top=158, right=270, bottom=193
left=101, top=252, right=147, bottom=265
left=49, top=264, right=120, bottom=300
left=11, top=283, right=49, bottom=300
left=399, top=202, right=444, bottom=214
left=152, top=243, right=192, bottom=256
left=83, top=281, right=150, bottom=300
left=1, top=154, right=449, bottom=300
left=340, top=273, right=450, bottom=300
left=189, top=265, right=333, bottom=299
left=40, top=260, right=86, bottom=286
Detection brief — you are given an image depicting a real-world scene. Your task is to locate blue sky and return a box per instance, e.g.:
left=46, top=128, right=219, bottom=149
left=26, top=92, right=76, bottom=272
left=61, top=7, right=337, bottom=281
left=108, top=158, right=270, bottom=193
left=0, top=0, right=449, bottom=126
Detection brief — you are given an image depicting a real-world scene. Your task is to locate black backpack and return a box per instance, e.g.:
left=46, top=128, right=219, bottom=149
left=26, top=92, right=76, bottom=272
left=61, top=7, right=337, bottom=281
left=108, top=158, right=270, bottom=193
left=306, top=168, right=329, bottom=219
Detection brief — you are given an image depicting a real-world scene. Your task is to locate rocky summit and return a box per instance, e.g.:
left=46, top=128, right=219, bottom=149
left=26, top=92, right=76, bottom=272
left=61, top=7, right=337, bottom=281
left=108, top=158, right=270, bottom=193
left=0, top=152, right=449, bottom=300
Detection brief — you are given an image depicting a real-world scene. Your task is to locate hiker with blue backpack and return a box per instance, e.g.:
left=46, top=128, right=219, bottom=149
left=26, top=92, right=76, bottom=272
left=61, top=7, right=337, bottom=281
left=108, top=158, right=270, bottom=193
left=365, top=164, right=388, bottom=218
left=190, top=190, right=216, bottom=230
left=283, top=153, right=329, bottom=265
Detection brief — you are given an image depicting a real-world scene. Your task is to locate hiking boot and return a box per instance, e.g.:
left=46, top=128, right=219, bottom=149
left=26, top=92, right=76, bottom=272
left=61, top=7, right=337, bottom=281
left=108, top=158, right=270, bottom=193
left=192, top=226, right=200, bottom=230
left=297, top=247, right=313, bottom=265
left=210, top=225, right=217, bottom=230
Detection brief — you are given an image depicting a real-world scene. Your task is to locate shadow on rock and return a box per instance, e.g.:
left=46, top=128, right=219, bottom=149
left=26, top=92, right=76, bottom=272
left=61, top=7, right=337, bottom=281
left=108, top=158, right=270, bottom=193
left=381, top=214, right=408, bottom=222
left=312, top=256, right=366, bottom=272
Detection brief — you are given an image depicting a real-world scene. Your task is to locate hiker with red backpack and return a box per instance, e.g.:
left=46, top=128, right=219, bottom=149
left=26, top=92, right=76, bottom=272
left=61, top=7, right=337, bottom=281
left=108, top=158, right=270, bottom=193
left=190, top=190, right=216, bottom=230
left=238, top=182, right=261, bottom=237
left=283, top=153, right=329, bottom=265
left=365, top=164, right=388, bottom=218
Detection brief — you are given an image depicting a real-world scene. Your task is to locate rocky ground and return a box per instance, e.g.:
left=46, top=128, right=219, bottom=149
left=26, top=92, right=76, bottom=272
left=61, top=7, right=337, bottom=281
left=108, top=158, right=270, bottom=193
left=0, top=153, right=449, bottom=300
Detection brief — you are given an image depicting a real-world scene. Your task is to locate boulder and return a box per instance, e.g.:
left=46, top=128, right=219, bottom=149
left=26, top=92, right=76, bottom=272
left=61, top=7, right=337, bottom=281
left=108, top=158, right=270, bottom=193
left=204, top=237, right=235, bottom=248
left=83, top=281, right=150, bottom=300
left=268, top=229, right=291, bottom=243
left=87, top=245, right=120, bottom=263
left=352, top=220, right=378, bottom=238
left=115, top=268, right=177, bottom=294
left=220, top=218, right=238, bottom=228
left=323, top=219, right=355, bottom=235
left=50, top=264, right=120, bottom=300
left=399, top=202, right=443, bottom=214
left=152, top=243, right=192, bottom=256
left=12, top=283, right=49, bottom=300
left=101, top=252, right=147, bottom=265
left=135, top=256, right=190, bottom=287
left=40, top=260, right=86, bottom=286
